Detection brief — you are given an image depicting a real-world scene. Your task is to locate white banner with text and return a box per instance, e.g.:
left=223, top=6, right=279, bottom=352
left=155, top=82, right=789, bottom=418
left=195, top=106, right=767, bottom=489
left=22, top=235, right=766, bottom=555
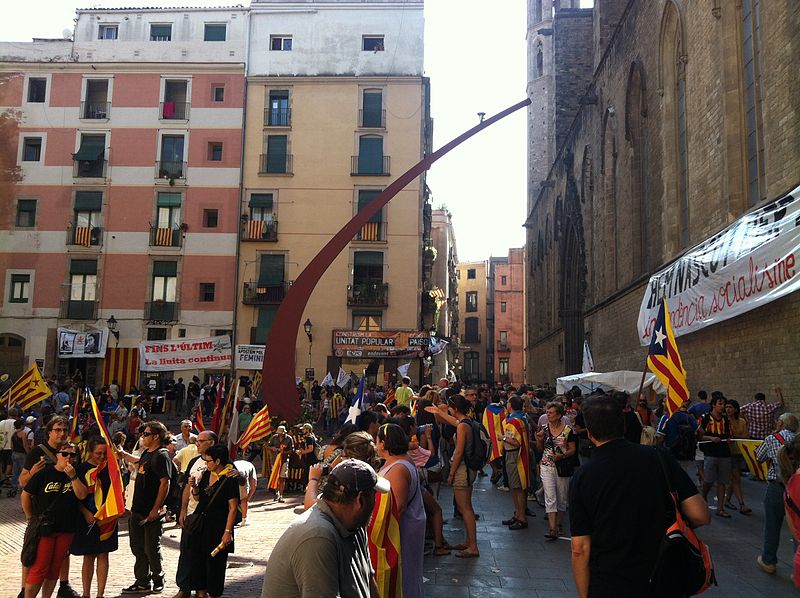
left=139, top=335, right=232, bottom=371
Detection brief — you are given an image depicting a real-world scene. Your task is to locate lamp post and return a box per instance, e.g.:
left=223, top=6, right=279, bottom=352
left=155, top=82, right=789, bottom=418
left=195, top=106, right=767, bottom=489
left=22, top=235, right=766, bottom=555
left=106, top=315, right=120, bottom=347
left=303, top=319, right=313, bottom=399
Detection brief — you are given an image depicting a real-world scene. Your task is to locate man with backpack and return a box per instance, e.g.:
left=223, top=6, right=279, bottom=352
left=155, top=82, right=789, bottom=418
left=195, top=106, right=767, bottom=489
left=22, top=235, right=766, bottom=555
left=656, top=400, right=698, bottom=475
left=570, top=394, right=710, bottom=598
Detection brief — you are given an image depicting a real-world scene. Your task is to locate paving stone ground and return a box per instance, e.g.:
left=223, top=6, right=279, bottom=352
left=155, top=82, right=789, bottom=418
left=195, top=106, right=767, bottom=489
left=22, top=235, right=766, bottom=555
left=0, top=466, right=797, bottom=597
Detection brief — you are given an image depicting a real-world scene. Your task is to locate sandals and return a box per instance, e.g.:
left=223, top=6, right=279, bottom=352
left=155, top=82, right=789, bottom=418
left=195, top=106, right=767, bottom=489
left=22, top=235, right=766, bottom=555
left=716, top=510, right=732, bottom=518
left=451, top=543, right=468, bottom=551
left=455, top=549, right=480, bottom=558
left=544, top=528, right=558, bottom=540
left=433, top=545, right=451, bottom=556
left=739, top=506, right=752, bottom=515
left=502, top=516, right=518, bottom=526
left=509, top=520, right=528, bottom=530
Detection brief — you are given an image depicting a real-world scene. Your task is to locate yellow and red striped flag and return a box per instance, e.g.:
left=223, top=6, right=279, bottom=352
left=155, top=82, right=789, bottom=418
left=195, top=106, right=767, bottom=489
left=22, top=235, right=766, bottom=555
left=384, top=387, right=395, bottom=407
left=194, top=404, right=206, bottom=433
left=248, top=219, right=265, bottom=240
left=267, top=452, right=282, bottom=491
left=86, top=390, right=125, bottom=538
left=483, top=403, right=506, bottom=462
left=368, top=483, right=402, bottom=598
left=1, top=364, right=52, bottom=410
left=737, top=439, right=769, bottom=481
left=155, top=227, right=173, bottom=246
left=237, top=402, right=272, bottom=450
left=647, top=297, right=689, bottom=417
left=251, top=371, right=263, bottom=400
left=505, top=415, right=530, bottom=490
left=74, top=226, right=93, bottom=246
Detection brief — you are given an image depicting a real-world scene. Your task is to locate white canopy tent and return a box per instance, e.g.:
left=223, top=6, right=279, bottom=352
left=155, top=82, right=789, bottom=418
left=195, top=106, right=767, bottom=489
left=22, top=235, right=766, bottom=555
left=556, top=370, right=666, bottom=396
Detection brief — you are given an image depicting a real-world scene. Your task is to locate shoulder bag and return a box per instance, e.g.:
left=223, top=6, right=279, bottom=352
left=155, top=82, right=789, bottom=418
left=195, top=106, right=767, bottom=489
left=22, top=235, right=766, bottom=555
left=183, top=474, right=230, bottom=537
left=547, top=426, right=576, bottom=478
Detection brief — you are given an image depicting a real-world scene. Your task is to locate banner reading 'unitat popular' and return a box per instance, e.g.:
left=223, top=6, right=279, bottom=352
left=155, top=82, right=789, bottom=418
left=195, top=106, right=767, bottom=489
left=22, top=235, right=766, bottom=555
left=637, top=184, right=800, bottom=345
left=139, top=335, right=232, bottom=371
left=333, top=329, right=430, bottom=359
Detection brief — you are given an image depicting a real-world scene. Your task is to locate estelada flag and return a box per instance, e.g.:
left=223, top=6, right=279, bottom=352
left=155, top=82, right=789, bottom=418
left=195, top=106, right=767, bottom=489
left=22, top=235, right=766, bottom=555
left=505, top=414, right=530, bottom=490
left=86, top=390, right=125, bottom=536
left=737, top=439, right=769, bottom=480
left=368, top=482, right=402, bottom=598
left=647, top=297, right=689, bottom=417
left=237, top=403, right=273, bottom=450
left=267, top=452, right=282, bottom=491
left=482, top=403, right=505, bottom=462
left=385, top=387, right=396, bottom=407
left=194, top=404, right=206, bottom=433
left=1, top=364, right=52, bottom=410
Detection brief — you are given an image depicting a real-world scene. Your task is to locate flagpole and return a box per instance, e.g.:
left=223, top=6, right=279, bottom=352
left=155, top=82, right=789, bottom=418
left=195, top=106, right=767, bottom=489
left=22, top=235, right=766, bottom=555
left=636, top=360, right=649, bottom=404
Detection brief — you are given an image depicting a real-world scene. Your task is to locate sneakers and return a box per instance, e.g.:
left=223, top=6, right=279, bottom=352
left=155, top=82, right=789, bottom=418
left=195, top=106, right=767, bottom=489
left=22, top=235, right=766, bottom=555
left=56, top=582, right=82, bottom=598
left=501, top=516, right=517, bottom=526
left=496, top=485, right=510, bottom=492
left=756, top=555, right=777, bottom=574
left=121, top=583, right=151, bottom=594
left=152, top=584, right=164, bottom=594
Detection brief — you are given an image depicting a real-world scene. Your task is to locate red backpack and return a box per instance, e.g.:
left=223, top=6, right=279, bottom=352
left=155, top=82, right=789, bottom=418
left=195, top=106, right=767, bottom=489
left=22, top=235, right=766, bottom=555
left=650, top=449, right=716, bottom=596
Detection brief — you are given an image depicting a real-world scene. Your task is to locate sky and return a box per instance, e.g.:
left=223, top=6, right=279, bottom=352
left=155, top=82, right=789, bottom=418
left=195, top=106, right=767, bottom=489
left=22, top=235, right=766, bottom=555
left=0, top=0, right=529, bottom=262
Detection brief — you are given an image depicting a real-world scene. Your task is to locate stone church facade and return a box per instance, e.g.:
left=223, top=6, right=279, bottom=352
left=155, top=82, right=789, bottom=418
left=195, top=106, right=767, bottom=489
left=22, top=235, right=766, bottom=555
left=525, top=0, right=800, bottom=404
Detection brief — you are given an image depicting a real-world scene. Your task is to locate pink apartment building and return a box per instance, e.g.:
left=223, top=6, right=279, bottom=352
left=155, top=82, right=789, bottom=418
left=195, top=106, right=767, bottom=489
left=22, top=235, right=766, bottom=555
left=0, top=7, right=246, bottom=388
left=494, top=247, right=525, bottom=385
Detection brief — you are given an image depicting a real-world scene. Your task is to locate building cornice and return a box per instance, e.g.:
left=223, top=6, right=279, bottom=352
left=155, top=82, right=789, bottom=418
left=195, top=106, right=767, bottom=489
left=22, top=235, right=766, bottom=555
left=246, top=74, right=423, bottom=84
left=0, top=62, right=245, bottom=73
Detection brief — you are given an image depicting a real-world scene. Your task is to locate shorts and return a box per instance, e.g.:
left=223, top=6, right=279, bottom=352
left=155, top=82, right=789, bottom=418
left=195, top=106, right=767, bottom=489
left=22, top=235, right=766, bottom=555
left=704, top=455, right=731, bottom=485
left=504, top=449, right=523, bottom=490
left=279, top=460, right=289, bottom=479
left=451, top=461, right=475, bottom=488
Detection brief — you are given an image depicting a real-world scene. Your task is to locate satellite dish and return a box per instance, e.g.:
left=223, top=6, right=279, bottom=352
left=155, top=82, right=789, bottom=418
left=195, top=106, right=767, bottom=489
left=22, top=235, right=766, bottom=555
left=62, top=28, right=72, bottom=39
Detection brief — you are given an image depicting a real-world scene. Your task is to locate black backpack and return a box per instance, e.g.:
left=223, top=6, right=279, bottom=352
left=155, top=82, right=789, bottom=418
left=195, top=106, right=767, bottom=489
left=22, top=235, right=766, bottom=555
left=463, top=419, right=490, bottom=472
left=670, top=413, right=697, bottom=461
left=157, top=448, right=182, bottom=514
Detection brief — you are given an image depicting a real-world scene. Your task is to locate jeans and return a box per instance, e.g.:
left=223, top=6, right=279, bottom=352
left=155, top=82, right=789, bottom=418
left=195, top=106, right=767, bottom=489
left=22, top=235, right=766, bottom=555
left=11, top=452, right=26, bottom=487
left=129, top=512, right=164, bottom=588
left=763, top=480, right=785, bottom=565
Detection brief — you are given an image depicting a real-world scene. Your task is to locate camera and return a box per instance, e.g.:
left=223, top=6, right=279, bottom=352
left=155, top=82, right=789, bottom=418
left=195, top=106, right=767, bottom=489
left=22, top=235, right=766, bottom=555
left=320, top=463, right=330, bottom=476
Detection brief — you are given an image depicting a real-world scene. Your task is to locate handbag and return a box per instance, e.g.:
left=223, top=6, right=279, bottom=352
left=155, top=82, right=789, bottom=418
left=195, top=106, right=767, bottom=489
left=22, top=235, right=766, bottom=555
left=183, top=473, right=229, bottom=536
left=547, top=426, right=576, bottom=478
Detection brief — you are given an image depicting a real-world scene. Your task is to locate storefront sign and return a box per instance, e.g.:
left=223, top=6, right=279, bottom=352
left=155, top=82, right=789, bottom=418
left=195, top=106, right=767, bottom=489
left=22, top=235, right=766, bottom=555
left=638, top=185, right=800, bottom=344
left=235, top=344, right=265, bottom=370
left=332, top=330, right=430, bottom=358
left=58, top=327, right=109, bottom=359
left=140, top=335, right=232, bottom=372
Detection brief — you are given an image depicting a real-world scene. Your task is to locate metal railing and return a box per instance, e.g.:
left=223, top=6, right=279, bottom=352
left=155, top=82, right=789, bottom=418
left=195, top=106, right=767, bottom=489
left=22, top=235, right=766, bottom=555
left=259, top=153, right=293, bottom=175
left=80, top=101, right=110, bottom=120
left=351, top=155, right=390, bottom=176
left=156, top=160, right=187, bottom=180
left=242, top=219, right=278, bottom=242
left=145, top=301, right=179, bottom=322
left=149, top=227, right=183, bottom=248
left=60, top=300, right=98, bottom=320
left=160, top=101, right=190, bottom=120
left=347, top=282, right=389, bottom=307
left=359, top=108, right=386, bottom=128
left=66, top=226, right=103, bottom=247
left=264, top=107, right=291, bottom=127
left=242, top=281, right=288, bottom=304
left=354, top=221, right=384, bottom=242
left=73, top=159, right=107, bottom=179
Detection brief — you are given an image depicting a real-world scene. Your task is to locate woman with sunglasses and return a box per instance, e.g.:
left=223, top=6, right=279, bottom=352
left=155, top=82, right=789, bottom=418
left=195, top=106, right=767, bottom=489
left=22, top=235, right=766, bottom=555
left=70, top=437, right=119, bottom=598
left=21, top=443, right=88, bottom=598
left=187, top=444, right=240, bottom=598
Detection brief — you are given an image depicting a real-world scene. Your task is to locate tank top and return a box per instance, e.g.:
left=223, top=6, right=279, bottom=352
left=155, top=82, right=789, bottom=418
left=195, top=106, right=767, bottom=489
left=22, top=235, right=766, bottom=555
left=11, top=431, right=26, bottom=454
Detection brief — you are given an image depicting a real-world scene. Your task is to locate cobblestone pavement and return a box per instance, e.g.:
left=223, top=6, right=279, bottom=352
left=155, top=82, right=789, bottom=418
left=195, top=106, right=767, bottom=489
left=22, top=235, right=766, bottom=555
left=0, top=468, right=797, bottom=597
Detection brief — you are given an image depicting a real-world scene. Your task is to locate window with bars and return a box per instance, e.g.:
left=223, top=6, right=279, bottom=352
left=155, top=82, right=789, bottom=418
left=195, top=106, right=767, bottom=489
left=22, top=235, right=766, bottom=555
left=199, top=283, right=216, bottom=302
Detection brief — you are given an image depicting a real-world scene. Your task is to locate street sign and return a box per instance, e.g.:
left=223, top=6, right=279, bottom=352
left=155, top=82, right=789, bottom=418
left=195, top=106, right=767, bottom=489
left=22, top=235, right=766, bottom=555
left=305, top=368, right=315, bottom=381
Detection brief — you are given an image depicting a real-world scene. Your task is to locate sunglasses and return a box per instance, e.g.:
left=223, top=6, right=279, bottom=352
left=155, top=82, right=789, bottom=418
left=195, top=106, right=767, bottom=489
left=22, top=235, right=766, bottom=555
left=51, top=428, right=68, bottom=433
left=141, top=431, right=156, bottom=437
left=60, top=451, right=76, bottom=458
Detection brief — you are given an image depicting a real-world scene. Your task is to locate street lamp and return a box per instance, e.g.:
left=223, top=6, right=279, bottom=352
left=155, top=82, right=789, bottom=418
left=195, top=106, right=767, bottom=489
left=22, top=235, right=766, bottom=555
left=303, top=318, right=313, bottom=343
left=303, top=319, right=313, bottom=397
left=106, top=315, right=120, bottom=346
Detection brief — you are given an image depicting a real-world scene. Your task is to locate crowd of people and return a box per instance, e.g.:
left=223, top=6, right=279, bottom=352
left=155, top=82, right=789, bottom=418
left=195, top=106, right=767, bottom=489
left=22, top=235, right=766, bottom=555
left=1, top=372, right=799, bottom=597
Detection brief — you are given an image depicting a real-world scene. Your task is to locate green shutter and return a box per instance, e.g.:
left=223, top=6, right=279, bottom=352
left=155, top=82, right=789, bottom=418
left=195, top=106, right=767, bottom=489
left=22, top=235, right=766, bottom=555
left=249, top=193, right=274, bottom=209
left=72, top=139, right=105, bottom=161
left=74, top=191, right=102, bottom=211
left=257, top=305, right=278, bottom=329
left=258, top=254, right=284, bottom=286
left=362, top=91, right=382, bottom=127
left=357, top=190, right=381, bottom=223
left=157, top=192, right=182, bottom=207
left=358, top=136, right=383, bottom=174
left=153, top=261, right=178, bottom=276
left=266, top=136, right=288, bottom=172
left=353, top=251, right=383, bottom=267
left=70, top=259, right=97, bottom=275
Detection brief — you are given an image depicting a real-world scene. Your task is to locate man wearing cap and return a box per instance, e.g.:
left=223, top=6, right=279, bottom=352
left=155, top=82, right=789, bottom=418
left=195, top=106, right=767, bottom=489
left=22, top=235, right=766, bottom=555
left=268, top=426, right=294, bottom=502
left=262, top=459, right=389, bottom=597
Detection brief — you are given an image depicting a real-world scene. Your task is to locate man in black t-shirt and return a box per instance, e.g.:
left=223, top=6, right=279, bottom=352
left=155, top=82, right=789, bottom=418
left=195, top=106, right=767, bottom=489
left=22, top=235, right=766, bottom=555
left=118, top=421, right=173, bottom=594
left=569, top=395, right=710, bottom=598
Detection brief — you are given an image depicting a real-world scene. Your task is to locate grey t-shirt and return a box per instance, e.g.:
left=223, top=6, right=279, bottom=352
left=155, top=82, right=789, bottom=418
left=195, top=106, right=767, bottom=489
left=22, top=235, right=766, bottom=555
left=262, top=500, right=372, bottom=598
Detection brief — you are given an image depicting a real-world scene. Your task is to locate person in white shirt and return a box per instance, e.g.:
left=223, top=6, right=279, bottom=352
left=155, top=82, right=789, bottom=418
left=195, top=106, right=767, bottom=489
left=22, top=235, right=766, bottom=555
left=234, top=459, right=258, bottom=525
left=174, top=420, right=196, bottom=452
left=0, top=408, right=20, bottom=483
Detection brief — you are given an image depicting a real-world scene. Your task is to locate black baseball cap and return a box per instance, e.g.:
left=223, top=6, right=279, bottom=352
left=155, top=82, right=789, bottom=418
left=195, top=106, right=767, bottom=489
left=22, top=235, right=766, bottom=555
left=329, top=459, right=390, bottom=494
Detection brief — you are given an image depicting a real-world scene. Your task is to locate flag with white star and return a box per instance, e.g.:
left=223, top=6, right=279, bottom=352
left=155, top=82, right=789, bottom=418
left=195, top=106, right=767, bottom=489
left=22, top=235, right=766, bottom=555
left=647, top=297, right=689, bottom=417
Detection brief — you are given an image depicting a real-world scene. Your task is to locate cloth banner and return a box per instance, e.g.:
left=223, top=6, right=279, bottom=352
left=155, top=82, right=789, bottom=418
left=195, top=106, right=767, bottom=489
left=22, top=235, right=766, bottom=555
left=102, top=348, right=139, bottom=394
left=58, top=327, right=109, bottom=358
left=397, top=362, right=411, bottom=377
left=139, top=335, right=231, bottom=372
left=582, top=340, right=594, bottom=373
left=638, top=184, right=800, bottom=344
left=235, top=344, right=265, bottom=370
left=737, top=439, right=769, bottom=481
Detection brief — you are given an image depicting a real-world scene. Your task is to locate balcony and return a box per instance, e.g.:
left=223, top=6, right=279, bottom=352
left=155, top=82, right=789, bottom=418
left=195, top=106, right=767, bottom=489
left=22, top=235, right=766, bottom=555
left=264, top=107, right=291, bottom=127
left=156, top=160, right=187, bottom=180
left=242, top=281, right=288, bottom=305
left=355, top=221, right=384, bottom=242
left=259, top=153, right=293, bottom=175
left=250, top=326, right=269, bottom=345
left=160, top=102, right=190, bottom=120
left=80, top=101, right=110, bottom=120
left=498, top=342, right=511, bottom=352
left=359, top=108, right=386, bottom=128
left=462, top=334, right=481, bottom=344
left=60, top=300, right=98, bottom=320
left=347, top=282, right=389, bottom=307
left=242, top=219, right=278, bottom=242
left=66, top=226, right=103, bottom=247
left=73, top=159, right=107, bottom=179
left=351, top=155, right=390, bottom=176
left=145, top=301, right=178, bottom=322
left=149, top=227, right=183, bottom=248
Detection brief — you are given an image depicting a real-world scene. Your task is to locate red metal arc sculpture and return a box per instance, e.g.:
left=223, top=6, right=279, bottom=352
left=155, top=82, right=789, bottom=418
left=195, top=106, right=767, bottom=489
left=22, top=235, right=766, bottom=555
left=261, top=98, right=532, bottom=421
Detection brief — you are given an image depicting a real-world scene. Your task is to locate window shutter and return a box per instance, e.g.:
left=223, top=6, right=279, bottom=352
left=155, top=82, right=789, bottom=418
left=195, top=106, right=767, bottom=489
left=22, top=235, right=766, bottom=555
left=153, top=261, right=178, bottom=277
left=74, top=191, right=103, bottom=211
left=358, top=136, right=383, bottom=173
left=249, top=193, right=274, bottom=209
left=157, top=192, right=182, bottom=207
left=258, top=254, right=284, bottom=286
left=266, top=136, right=288, bottom=172
left=70, top=259, right=97, bottom=275
left=72, top=138, right=105, bottom=161
left=362, top=91, right=382, bottom=127
left=353, top=251, right=383, bottom=267
left=357, top=190, right=381, bottom=223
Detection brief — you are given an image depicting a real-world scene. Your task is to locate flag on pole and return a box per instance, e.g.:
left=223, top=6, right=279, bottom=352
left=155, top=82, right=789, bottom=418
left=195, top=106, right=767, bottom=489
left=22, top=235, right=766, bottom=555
left=482, top=403, right=506, bottom=462
left=336, top=367, right=349, bottom=387
left=582, top=339, right=594, bottom=373
left=1, top=364, right=52, bottom=410
left=367, top=484, right=403, bottom=598
left=505, top=414, right=530, bottom=489
left=321, top=372, right=334, bottom=387
left=385, top=386, right=396, bottom=407
left=737, top=439, right=769, bottom=480
left=86, top=390, right=125, bottom=539
left=69, top=389, right=82, bottom=443
left=397, top=362, right=411, bottom=378
left=194, top=404, right=206, bottom=433
left=219, top=379, right=239, bottom=439
left=251, top=371, right=263, bottom=400
left=211, top=377, right=225, bottom=433
left=646, top=297, right=689, bottom=417
left=345, top=376, right=366, bottom=425
left=237, top=403, right=273, bottom=451
left=227, top=387, right=240, bottom=460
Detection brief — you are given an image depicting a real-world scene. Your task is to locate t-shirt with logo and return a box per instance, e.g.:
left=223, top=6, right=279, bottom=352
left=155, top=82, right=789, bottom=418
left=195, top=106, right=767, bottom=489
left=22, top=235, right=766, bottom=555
left=699, top=413, right=731, bottom=458
left=132, top=448, right=172, bottom=516
left=24, top=465, right=80, bottom=533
